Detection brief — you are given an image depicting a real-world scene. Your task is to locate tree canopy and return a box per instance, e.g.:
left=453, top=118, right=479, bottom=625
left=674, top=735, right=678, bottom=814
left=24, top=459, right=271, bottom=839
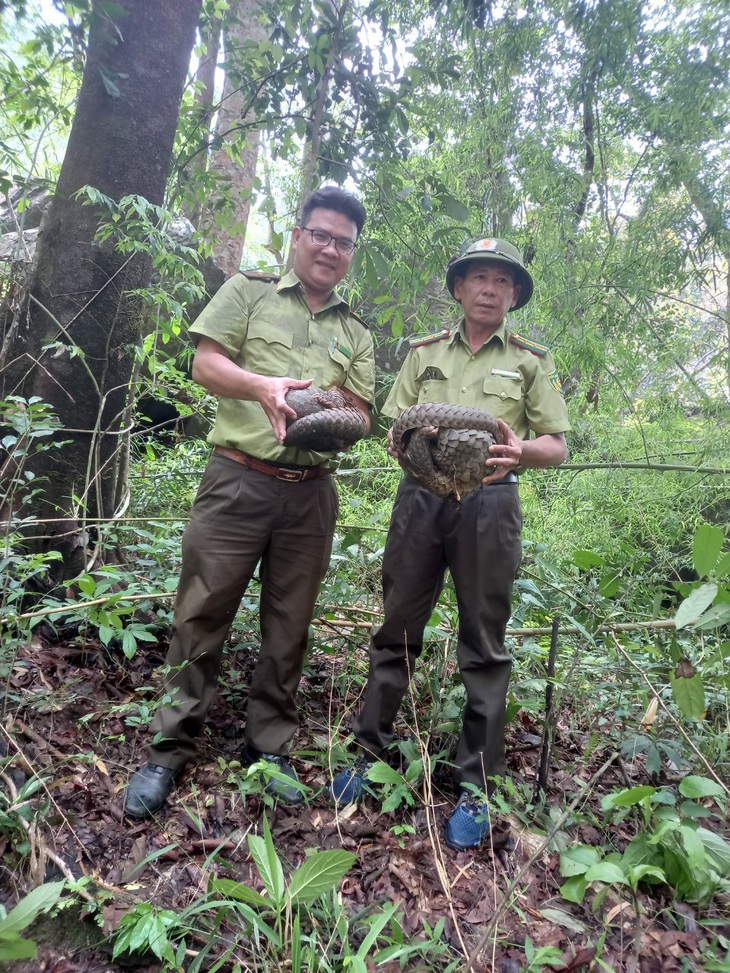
left=0, top=1, right=729, bottom=969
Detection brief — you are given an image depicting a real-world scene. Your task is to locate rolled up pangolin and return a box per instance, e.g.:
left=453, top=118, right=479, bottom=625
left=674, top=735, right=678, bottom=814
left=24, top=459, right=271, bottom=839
left=391, top=402, right=504, bottom=500
left=283, top=387, right=367, bottom=452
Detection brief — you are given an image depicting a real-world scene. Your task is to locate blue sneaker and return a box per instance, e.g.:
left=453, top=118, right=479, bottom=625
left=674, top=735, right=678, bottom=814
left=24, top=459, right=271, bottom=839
left=328, top=756, right=373, bottom=805
left=444, top=792, right=491, bottom=850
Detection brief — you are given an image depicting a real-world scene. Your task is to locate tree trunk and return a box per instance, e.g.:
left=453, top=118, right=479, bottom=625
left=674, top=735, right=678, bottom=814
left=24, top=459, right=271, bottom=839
left=0, top=0, right=202, bottom=578
left=199, top=0, right=268, bottom=276
left=286, top=0, right=350, bottom=271
left=183, top=14, right=222, bottom=226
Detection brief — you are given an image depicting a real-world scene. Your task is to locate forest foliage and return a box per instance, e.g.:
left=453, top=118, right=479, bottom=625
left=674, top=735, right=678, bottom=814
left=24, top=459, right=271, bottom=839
left=0, top=0, right=728, bottom=969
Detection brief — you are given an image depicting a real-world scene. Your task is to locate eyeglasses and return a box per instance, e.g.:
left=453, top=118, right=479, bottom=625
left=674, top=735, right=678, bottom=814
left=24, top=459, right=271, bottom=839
left=300, top=226, right=357, bottom=255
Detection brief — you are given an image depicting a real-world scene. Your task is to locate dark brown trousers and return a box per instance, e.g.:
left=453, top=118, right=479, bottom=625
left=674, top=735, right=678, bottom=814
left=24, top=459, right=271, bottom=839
left=147, top=453, right=338, bottom=770
left=353, top=475, right=522, bottom=790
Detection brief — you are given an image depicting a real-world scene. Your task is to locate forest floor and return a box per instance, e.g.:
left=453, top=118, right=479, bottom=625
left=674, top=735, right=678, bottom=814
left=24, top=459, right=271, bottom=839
left=0, top=622, right=726, bottom=973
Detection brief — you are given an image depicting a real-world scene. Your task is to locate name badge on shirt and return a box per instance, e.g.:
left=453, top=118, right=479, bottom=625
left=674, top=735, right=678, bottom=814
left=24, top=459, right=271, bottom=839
left=332, top=338, right=353, bottom=359
left=491, top=368, right=521, bottom=380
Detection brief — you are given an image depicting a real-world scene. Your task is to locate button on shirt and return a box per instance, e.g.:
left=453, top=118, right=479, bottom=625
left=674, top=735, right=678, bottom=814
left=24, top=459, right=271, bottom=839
left=188, top=270, right=376, bottom=464
left=383, top=321, right=570, bottom=439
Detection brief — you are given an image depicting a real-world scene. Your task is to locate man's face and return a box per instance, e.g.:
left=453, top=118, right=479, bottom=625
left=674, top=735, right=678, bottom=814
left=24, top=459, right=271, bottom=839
left=291, top=207, right=358, bottom=297
left=453, top=261, right=520, bottom=331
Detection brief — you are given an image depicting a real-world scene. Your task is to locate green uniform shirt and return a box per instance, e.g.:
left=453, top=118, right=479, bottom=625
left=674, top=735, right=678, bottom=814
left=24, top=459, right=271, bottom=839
left=189, top=270, right=376, bottom=464
left=383, top=320, right=570, bottom=439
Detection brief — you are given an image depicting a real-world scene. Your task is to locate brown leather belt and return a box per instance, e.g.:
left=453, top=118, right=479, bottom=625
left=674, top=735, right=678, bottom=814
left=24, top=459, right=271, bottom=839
left=214, top=446, right=332, bottom=482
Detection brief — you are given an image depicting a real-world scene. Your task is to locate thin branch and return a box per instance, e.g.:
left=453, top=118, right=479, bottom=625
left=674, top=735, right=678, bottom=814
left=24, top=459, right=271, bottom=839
left=535, top=617, right=559, bottom=799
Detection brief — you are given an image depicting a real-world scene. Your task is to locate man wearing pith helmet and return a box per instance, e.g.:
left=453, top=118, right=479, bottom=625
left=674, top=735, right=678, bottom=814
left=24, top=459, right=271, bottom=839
left=329, top=237, right=571, bottom=850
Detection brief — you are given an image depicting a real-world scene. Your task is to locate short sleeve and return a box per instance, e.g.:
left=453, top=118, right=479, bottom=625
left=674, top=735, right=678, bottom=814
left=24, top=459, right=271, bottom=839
left=524, top=350, right=571, bottom=434
left=188, top=276, right=254, bottom=356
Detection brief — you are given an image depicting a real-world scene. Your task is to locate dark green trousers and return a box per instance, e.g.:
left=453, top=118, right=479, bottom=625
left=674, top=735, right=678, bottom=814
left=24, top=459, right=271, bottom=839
left=147, top=453, right=338, bottom=770
left=353, top=474, right=522, bottom=790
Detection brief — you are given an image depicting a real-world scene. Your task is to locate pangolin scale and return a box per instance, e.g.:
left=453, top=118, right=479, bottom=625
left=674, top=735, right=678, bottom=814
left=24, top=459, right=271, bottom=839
left=391, top=402, right=504, bottom=500
left=283, top=387, right=367, bottom=452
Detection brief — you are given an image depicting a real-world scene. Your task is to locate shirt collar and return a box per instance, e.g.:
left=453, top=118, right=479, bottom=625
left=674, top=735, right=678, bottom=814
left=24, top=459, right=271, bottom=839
left=277, top=269, right=350, bottom=312
left=454, top=319, right=508, bottom=348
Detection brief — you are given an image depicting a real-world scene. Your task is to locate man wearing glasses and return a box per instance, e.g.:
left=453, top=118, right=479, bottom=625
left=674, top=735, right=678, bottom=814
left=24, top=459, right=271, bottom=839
left=125, top=186, right=375, bottom=818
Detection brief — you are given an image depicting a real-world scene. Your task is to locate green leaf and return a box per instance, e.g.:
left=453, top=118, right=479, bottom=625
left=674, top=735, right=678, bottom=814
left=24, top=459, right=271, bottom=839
left=713, top=551, right=730, bottom=580
left=355, top=900, right=400, bottom=957
left=122, top=629, right=138, bottom=659
left=599, top=570, right=621, bottom=598
left=674, top=583, right=718, bottom=629
left=404, top=758, right=423, bottom=783
left=127, top=909, right=155, bottom=954
left=248, top=817, right=284, bottom=906
left=678, top=776, right=725, bottom=800
left=669, top=671, right=705, bottom=720
left=382, top=788, right=412, bottom=812
left=679, top=800, right=713, bottom=819
left=77, top=575, right=96, bottom=596
left=98, top=624, right=116, bottom=646
left=287, top=850, right=356, bottom=904
left=560, top=875, right=587, bottom=903
left=573, top=550, right=606, bottom=570
left=679, top=823, right=708, bottom=872
left=698, top=828, right=730, bottom=874
left=17, top=775, right=44, bottom=801
left=366, top=762, right=405, bottom=786
left=601, top=786, right=656, bottom=810
left=692, top=524, right=725, bottom=578
left=559, top=845, right=600, bottom=877
left=291, top=910, right=301, bottom=973
left=584, top=862, right=627, bottom=885
left=208, top=878, right=270, bottom=908
left=645, top=743, right=663, bottom=778
left=0, top=882, right=65, bottom=936
left=695, top=604, right=730, bottom=631
left=627, top=864, right=666, bottom=887
left=367, top=244, right=390, bottom=279
left=439, top=192, right=471, bottom=221
left=591, top=885, right=611, bottom=913
left=564, top=613, right=596, bottom=644
left=147, top=915, right=173, bottom=960
left=0, top=932, right=38, bottom=959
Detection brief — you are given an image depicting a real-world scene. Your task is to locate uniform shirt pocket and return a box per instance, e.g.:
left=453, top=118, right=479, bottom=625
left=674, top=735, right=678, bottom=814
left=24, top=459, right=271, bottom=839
left=326, top=343, right=352, bottom=385
left=482, top=373, right=523, bottom=405
left=244, top=320, right=295, bottom=374
left=416, top=363, right=451, bottom=403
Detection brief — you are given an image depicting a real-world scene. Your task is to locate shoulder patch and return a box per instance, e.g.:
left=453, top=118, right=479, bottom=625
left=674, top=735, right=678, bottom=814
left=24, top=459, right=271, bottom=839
left=548, top=369, right=563, bottom=394
left=408, top=328, right=451, bottom=349
left=509, top=332, right=549, bottom=357
left=240, top=270, right=281, bottom=283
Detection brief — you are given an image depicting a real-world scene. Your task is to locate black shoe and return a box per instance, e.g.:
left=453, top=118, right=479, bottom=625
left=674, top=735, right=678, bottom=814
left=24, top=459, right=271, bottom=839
left=241, top=745, right=305, bottom=806
left=124, top=762, right=178, bottom=819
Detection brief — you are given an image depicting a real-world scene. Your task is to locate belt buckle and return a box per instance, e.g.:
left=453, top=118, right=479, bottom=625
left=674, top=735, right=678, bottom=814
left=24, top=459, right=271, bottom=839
left=277, top=467, right=305, bottom=482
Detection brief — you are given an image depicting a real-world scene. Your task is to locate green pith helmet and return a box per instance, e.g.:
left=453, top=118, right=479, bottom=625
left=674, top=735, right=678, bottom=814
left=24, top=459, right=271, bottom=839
left=445, top=238, right=534, bottom=310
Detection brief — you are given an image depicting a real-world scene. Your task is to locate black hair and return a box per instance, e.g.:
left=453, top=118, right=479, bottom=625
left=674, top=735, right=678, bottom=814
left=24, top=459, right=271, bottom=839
left=300, top=186, right=367, bottom=238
